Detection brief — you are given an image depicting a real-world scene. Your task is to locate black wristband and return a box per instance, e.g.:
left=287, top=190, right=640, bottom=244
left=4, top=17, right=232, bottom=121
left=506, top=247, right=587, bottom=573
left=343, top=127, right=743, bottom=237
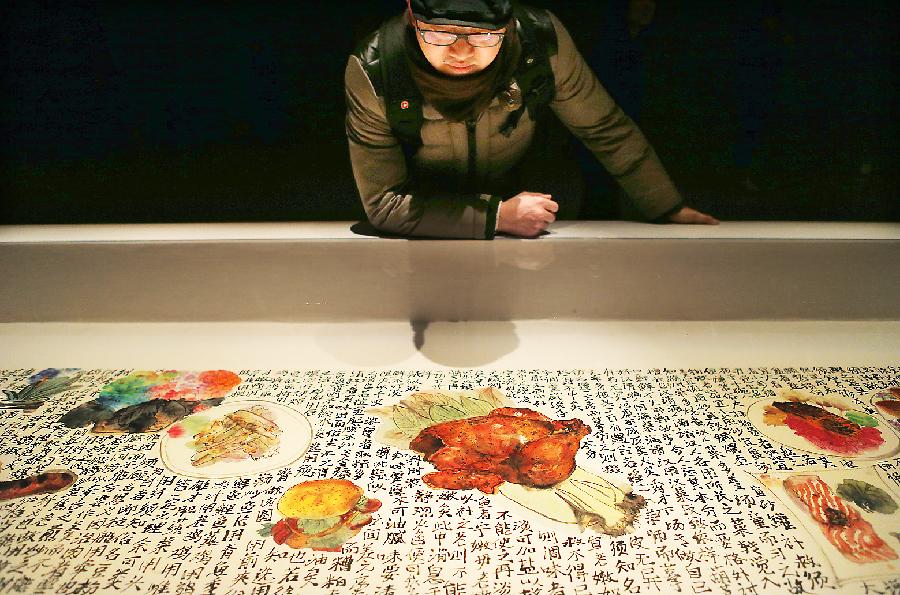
left=485, top=195, right=502, bottom=239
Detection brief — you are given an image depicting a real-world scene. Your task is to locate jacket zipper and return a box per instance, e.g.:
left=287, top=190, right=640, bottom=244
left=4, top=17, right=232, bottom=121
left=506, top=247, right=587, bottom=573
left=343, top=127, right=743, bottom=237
left=465, top=118, right=477, bottom=189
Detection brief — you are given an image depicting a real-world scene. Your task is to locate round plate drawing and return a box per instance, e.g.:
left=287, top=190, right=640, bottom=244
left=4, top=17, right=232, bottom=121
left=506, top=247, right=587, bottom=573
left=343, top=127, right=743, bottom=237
left=159, top=400, right=313, bottom=478
left=747, top=397, right=900, bottom=460
left=870, top=388, right=900, bottom=433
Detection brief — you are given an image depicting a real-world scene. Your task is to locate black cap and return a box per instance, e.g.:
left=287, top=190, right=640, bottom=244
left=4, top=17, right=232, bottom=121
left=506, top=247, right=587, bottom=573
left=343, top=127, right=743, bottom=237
left=409, top=0, right=513, bottom=30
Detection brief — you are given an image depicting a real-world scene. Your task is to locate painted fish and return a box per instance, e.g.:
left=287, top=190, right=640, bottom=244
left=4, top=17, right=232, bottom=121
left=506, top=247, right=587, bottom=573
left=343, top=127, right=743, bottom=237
left=0, top=471, right=77, bottom=501
left=774, top=402, right=858, bottom=435
left=772, top=401, right=884, bottom=455
left=783, top=475, right=898, bottom=564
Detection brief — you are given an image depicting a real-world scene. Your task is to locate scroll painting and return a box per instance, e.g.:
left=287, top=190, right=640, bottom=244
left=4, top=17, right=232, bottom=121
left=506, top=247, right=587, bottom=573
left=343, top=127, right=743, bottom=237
left=1, top=366, right=898, bottom=595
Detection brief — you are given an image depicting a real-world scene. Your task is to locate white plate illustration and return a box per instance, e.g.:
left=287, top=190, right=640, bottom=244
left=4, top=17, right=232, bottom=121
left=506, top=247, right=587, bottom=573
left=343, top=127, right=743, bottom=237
left=747, top=394, right=900, bottom=461
left=870, top=388, right=900, bottom=433
left=160, top=400, right=312, bottom=478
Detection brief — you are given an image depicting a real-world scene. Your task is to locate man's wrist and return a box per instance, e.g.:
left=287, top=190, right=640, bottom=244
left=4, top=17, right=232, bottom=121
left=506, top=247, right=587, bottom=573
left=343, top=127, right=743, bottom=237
left=652, top=201, right=685, bottom=224
left=485, top=195, right=502, bottom=239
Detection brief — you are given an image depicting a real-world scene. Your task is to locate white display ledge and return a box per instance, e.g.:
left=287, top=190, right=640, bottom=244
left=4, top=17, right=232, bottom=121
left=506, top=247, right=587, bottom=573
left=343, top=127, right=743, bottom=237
left=2, top=221, right=898, bottom=322
left=2, top=320, right=898, bottom=370
left=2, top=220, right=900, bottom=242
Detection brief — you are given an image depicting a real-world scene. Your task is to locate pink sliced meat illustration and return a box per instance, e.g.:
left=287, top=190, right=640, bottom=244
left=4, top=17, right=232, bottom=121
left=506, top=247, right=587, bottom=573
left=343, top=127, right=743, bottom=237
left=783, top=475, right=898, bottom=564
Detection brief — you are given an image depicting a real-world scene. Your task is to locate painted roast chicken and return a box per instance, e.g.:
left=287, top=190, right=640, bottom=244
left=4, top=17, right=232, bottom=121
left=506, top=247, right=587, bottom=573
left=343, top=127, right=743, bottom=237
left=409, top=407, right=591, bottom=494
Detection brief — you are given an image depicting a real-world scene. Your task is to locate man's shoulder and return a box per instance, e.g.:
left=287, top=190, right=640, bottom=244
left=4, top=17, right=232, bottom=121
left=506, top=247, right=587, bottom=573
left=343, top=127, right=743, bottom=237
left=353, top=25, right=383, bottom=67
left=515, top=4, right=558, bottom=56
left=352, top=14, right=409, bottom=98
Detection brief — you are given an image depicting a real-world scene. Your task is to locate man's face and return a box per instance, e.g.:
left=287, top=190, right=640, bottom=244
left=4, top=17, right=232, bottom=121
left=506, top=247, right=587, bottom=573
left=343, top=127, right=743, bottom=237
left=414, top=20, right=506, bottom=76
left=627, top=0, right=656, bottom=29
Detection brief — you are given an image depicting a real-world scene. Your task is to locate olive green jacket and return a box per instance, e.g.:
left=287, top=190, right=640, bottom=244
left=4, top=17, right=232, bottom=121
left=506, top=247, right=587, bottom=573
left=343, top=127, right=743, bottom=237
left=344, top=12, right=682, bottom=239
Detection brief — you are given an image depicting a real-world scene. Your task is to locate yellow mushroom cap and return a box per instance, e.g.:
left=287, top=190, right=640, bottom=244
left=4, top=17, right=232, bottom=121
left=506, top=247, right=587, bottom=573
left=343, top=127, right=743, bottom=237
left=277, top=479, right=363, bottom=520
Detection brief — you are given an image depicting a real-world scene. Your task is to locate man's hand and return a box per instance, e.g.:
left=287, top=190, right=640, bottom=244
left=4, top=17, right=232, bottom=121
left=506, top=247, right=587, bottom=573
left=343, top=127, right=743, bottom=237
left=497, top=192, right=558, bottom=237
left=667, top=206, right=719, bottom=225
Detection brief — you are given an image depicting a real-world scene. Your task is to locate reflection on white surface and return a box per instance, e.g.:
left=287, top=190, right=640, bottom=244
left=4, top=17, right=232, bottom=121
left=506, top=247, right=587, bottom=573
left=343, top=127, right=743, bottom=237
left=1, top=320, right=898, bottom=370
left=2, top=220, right=899, bottom=243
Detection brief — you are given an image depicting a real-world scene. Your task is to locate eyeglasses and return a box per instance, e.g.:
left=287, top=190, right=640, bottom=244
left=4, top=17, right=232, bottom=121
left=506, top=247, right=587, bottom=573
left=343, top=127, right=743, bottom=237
left=416, top=25, right=505, bottom=48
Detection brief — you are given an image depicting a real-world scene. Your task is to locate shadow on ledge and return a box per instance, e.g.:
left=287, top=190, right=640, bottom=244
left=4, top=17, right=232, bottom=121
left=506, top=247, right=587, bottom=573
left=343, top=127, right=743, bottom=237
left=412, top=320, right=520, bottom=368
left=350, top=220, right=400, bottom=238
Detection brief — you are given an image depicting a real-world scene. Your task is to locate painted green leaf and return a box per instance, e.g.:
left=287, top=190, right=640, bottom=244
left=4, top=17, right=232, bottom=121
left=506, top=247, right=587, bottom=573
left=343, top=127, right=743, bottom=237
left=845, top=411, right=879, bottom=427
left=307, top=524, right=357, bottom=550
left=373, top=388, right=512, bottom=442
left=459, top=395, right=495, bottom=417
left=392, top=406, right=425, bottom=435
left=429, top=404, right=467, bottom=423
left=400, top=395, right=435, bottom=419
left=257, top=522, right=275, bottom=537
left=299, top=516, right=343, bottom=535
left=836, top=479, right=899, bottom=514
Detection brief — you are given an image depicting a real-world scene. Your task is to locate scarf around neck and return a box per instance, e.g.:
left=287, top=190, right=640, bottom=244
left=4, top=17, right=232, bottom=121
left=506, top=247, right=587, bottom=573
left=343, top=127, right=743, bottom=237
left=405, top=18, right=521, bottom=122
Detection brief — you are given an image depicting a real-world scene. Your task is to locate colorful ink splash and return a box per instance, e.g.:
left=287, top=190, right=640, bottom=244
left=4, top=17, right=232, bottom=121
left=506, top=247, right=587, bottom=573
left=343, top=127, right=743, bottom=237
left=60, top=370, right=241, bottom=433
left=765, top=401, right=885, bottom=456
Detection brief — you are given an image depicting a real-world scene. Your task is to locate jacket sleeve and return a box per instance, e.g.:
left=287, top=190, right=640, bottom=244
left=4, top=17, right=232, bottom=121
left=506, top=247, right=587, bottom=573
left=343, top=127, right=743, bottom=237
left=546, top=12, right=683, bottom=220
left=344, top=56, right=500, bottom=239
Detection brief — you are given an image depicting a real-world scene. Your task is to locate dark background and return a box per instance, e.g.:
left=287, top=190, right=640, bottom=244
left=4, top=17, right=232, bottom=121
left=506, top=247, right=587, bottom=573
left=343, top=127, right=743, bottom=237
left=2, top=1, right=897, bottom=224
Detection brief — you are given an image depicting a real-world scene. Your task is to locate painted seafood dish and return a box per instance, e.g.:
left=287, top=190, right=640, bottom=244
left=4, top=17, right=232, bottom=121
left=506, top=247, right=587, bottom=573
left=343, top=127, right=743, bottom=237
left=747, top=388, right=900, bottom=460
left=159, top=400, right=312, bottom=479
left=368, top=387, right=645, bottom=535
left=754, top=467, right=900, bottom=584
